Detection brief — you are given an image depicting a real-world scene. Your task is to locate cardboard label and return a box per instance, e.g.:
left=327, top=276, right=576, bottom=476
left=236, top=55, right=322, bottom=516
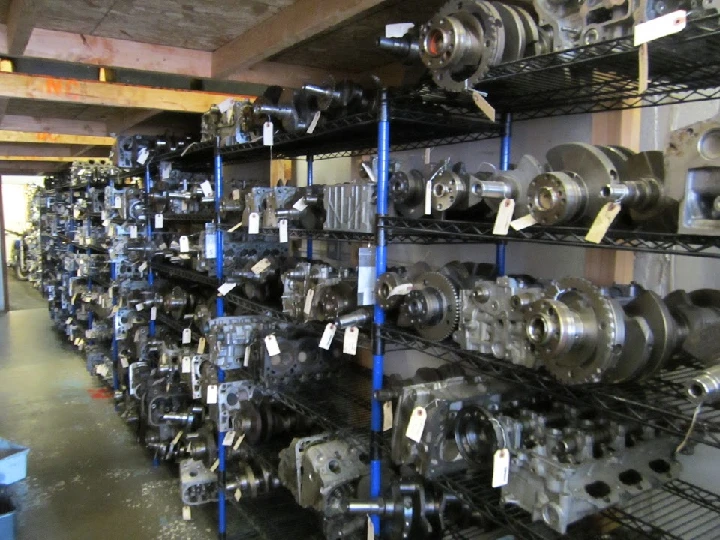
left=205, top=233, right=217, bottom=259
left=343, top=326, right=359, bottom=356
left=182, top=506, right=191, bottom=521
left=634, top=10, right=686, bottom=46
left=585, top=202, right=622, bottom=244
left=510, top=214, right=537, bottom=231
left=493, top=198, right=515, bottom=236
left=228, top=221, right=243, bottom=232
left=263, top=121, right=273, bottom=146
left=264, top=334, right=281, bottom=357
left=233, top=433, right=246, bottom=451
left=492, top=448, right=510, bottom=487
left=206, top=384, right=218, bottom=404
left=210, top=459, right=219, bottom=472
left=405, top=406, right=427, bottom=443
left=251, top=258, right=271, bottom=275
left=319, top=323, right=336, bottom=350
left=222, top=431, right=236, bottom=447
left=303, top=289, right=315, bottom=315
left=279, top=219, right=288, bottom=243
left=248, top=212, right=260, bottom=234
left=383, top=401, right=393, bottom=432
left=197, top=338, right=206, bottom=354
left=232, top=189, right=240, bottom=200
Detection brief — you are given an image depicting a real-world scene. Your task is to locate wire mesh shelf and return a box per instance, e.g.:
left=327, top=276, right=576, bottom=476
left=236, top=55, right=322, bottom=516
left=161, top=212, right=216, bottom=223
left=149, top=261, right=219, bottom=287
left=382, top=217, right=720, bottom=258
left=381, top=326, right=720, bottom=449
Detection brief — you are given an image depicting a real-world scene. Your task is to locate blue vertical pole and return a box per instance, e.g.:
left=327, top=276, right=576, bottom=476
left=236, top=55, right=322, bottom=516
left=214, top=142, right=226, bottom=540
left=111, top=261, right=119, bottom=392
left=86, top=173, right=93, bottom=340
left=496, top=112, right=512, bottom=277
left=306, top=154, right=314, bottom=261
left=145, top=165, right=156, bottom=337
left=370, top=89, right=389, bottom=537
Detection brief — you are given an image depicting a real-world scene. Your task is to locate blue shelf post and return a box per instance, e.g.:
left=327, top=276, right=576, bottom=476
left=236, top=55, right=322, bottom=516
left=306, top=154, right=314, bottom=261
left=370, top=89, right=390, bottom=537
left=145, top=165, right=155, bottom=337
left=86, top=173, right=93, bottom=343
left=496, top=112, right=512, bottom=276
left=214, top=142, right=227, bottom=540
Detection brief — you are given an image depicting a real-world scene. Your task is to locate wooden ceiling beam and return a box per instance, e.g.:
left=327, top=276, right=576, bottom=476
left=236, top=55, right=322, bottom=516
left=212, top=0, right=387, bottom=79
left=6, top=0, right=38, bottom=56
left=0, top=115, right=108, bottom=136
left=0, top=161, right=63, bottom=173
left=0, top=130, right=114, bottom=146
left=105, top=109, right=162, bottom=136
left=0, top=72, right=253, bottom=113
left=0, top=155, right=103, bottom=162
left=0, top=144, right=73, bottom=157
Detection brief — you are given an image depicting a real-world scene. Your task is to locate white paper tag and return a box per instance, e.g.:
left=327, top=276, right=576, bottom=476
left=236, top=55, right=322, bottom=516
left=343, top=326, right=359, bottom=355
left=585, top=202, right=622, bottom=243
left=137, top=148, right=149, bottom=165
left=120, top=356, right=129, bottom=369
left=388, top=283, right=414, bottom=297
left=232, top=189, right=241, bottom=201
left=197, top=338, right=206, bottom=354
left=210, top=458, right=219, bottom=472
left=303, top=288, right=315, bottom=315
left=405, top=406, right=427, bottom=443
left=129, top=225, right=137, bottom=239
left=234, top=488, right=242, bottom=501
left=182, top=356, right=192, bottom=373
left=160, top=161, right=172, bottom=179
left=367, top=516, right=374, bottom=540
left=492, top=448, right=510, bottom=487
left=205, top=233, right=217, bottom=259
left=179, top=236, right=190, bottom=253
left=101, top=210, right=107, bottom=220
left=424, top=179, right=433, bottom=215
left=200, top=180, right=213, bottom=198
left=386, top=22, right=414, bottom=37
left=307, top=111, right=321, bottom=134
left=66, top=317, right=73, bottom=324
left=233, top=433, right=246, bottom=450
left=182, top=506, right=191, bottom=521
left=218, top=97, right=234, bottom=114
left=206, top=384, right=218, bottom=404
left=264, top=334, right=281, bottom=357
left=510, top=214, right=537, bottom=231
left=244, top=346, right=251, bottom=367
left=470, top=89, right=496, bottom=121
left=251, top=258, right=271, bottom=275
left=155, top=214, right=163, bottom=229
left=172, top=430, right=183, bottom=446
left=139, top=261, right=148, bottom=272
left=228, top=221, right=243, bottom=232
left=293, top=198, right=308, bottom=212
left=222, top=431, right=236, bottom=447
left=217, top=282, right=237, bottom=296
left=182, top=328, right=191, bottom=344
left=263, top=121, right=273, bottom=146
left=279, top=219, right=288, bottom=243
left=493, top=198, right=515, bottom=236
left=113, top=195, right=122, bottom=209
left=137, top=302, right=144, bottom=311
left=634, top=10, right=686, bottom=46
left=150, top=306, right=157, bottom=321
left=248, top=212, right=260, bottom=234
left=383, top=401, right=393, bottom=432
left=319, top=323, right=336, bottom=350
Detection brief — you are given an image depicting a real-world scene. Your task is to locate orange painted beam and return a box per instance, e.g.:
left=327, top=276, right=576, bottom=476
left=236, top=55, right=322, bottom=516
left=0, top=130, right=114, bottom=146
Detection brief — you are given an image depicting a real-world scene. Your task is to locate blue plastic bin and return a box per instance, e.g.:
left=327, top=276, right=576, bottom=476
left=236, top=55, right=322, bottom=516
left=0, top=439, right=28, bottom=485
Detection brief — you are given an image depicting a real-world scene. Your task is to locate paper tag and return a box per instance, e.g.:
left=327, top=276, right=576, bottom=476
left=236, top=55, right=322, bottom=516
left=424, top=179, right=433, bottom=215
left=66, top=317, right=73, bottom=324
left=383, top=401, right=393, bottom=432
left=205, top=233, right=217, bottom=259
left=234, top=488, right=242, bottom=502
left=251, top=258, right=271, bottom=275
left=71, top=293, right=78, bottom=304
left=120, top=356, right=129, bottom=369
left=172, top=430, right=183, bottom=447
left=388, top=283, right=413, bottom=297
left=510, top=214, right=537, bottom=231
left=182, top=356, right=192, bottom=373
left=279, top=219, right=288, bottom=243
left=182, top=328, right=191, bottom=344
left=493, top=198, right=515, bottom=236
left=206, top=384, right=218, bottom=404
left=155, top=214, right=163, bottom=229
left=210, top=459, right=219, bottom=472
left=217, top=282, right=237, bottom=296
left=137, top=148, right=149, bottom=165
left=136, top=302, right=144, bottom=312
left=179, top=236, right=190, bottom=253
left=150, top=306, right=157, bottom=321
left=303, top=289, right=315, bottom=315
left=218, top=97, right=234, bottom=114
left=228, top=221, right=243, bottom=232
left=113, top=195, right=122, bottom=209
left=405, top=406, right=427, bottom=443
left=139, top=261, right=148, bottom=272
left=319, top=323, right=336, bottom=350
left=492, top=448, right=510, bottom=487
left=243, top=346, right=251, bottom=367
left=343, top=326, right=359, bottom=355
left=386, top=22, right=414, bottom=37
left=634, top=10, right=686, bottom=46
left=222, top=431, right=236, bottom=447
left=307, top=111, right=321, bottom=134
left=160, top=161, right=172, bottom=179
left=101, top=210, right=107, bottom=220
left=585, top=202, right=622, bottom=243
left=263, top=121, right=273, bottom=146
left=367, top=516, right=374, bottom=540
left=197, top=338, right=206, bottom=354
left=129, top=225, right=138, bottom=239
left=182, top=506, right=191, bottom=521
left=264, top=334, right=281, bottom=357
left=233, top=433, right=246, bottom=450
left=471, top=89, right=496, bottom=121
left=293, top=198, right=308, bottom=212
left=232, top=189, right=240, bottom=201
left=200, top=180, right=213, bottom=198
left=248, top=212, right=260, bottom=234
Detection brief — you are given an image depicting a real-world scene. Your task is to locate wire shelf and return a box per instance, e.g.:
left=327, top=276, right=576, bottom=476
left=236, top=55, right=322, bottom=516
left=382, top=326, right=720, bottom=449
left=118, top=167, right=146, bottom=179
left=382, top=217, right=720, bottom=258
left=149, top=261, right=219, bottom=287
left=162, top=212, right=216, bottom=223
left=241, top=227, right=374, bottom=243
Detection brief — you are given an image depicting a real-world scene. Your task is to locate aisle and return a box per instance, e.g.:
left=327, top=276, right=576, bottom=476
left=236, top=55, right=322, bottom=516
left=6, top=274, right=46, bottom=311
left=0, top=309, right=218, bottom=540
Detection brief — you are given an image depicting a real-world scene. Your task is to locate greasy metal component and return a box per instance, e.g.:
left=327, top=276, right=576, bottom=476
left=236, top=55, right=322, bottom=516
left=377, top=30, right=421, bottom=61
left=476, top=155, right=543, bottom=216
left=201, top=99, right=256, bottom=146
left=375, top=263, right=431, bottom=311
left=335, top=306, right=373, bottom=329
left=211, top=380, right=259, bottom=432
left=391, top=169, right=427, bottom=219
left=163, top=286, right=190, bottom=320
left=664, top=288, right=720, bottom=364
left=665, top=114, right=720, bottom=235
left=313, top=281, right=357, bottom=321
left=180, top=459, right=218, bottom=505
left=226, top=462, right=281, bottom=499
left=253, top=87, right=317, bottom=133
left=230, top=400, right=312, bottom=445
left=205, top=316, right=278, bottom=370
left=301, top=76, right=377, bottom=115
left=528, top=143, right=620, bottom=225
left=281, top=262, right=357, bottom=322
left=432, top=164, right=491, bottom=213
left=418, top=0, right=505, bottom=91
left=323, top=182, right=376, bottom=233
left=391, top=377, right=505, bottom=477
left=687, top=364, right=720, bottom=404
left=492, top=2, right=526, bottom=62
left=455, top=276, right=544, bottom=368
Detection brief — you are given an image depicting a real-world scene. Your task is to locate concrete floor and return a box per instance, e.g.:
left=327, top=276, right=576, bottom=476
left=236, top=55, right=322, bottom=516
left=0, top=308, right=223, bottom=540
left=6, top=274, right=46, bottom=311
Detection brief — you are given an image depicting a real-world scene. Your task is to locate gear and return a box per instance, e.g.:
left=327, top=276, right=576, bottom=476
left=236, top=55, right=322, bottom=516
left=401, top=271, right=460, bottom=341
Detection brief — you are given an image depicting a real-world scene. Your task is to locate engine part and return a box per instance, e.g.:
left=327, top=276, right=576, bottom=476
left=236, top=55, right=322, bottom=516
left=431, top=162, right=488, bottom=214
left=163, top=286, right=192, bottom=320
left=375, top=263, right=431, bottom=312
left=263, top=186, right=299, bottom=228
left=390, top=168, right=427, bottom=219
left=253, top=86, right=317, bottom=133
left=477, top=155, right=544, bottom=217
left=687, top=364, right=720, bottom=404
left=180, top=458, right=218, bottom=505
left=527, top=143, right=623, bottom=225
left=323, top=182, right=376, bottom=233
left=391, top=376, right=505, bottom=477
left=226, top=461, right=281, bottom=499
left=206, top=316, right=279, bottom=370
left=302, top=76, right=378, bottom=116
left=201, top=99, right=256, bottom=146
left=230, top=400, right=312, bottom=445
left=455, top=275, right=544, bottom=368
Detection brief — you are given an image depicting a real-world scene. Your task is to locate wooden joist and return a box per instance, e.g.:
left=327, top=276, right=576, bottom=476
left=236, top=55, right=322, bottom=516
left=0, top=115, right=108, bottom=136
left=0, top=155, right=106, bottom=162
left=0, top=130, right=114, bottom=146
left=6, top=0, right=38, bottom=56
